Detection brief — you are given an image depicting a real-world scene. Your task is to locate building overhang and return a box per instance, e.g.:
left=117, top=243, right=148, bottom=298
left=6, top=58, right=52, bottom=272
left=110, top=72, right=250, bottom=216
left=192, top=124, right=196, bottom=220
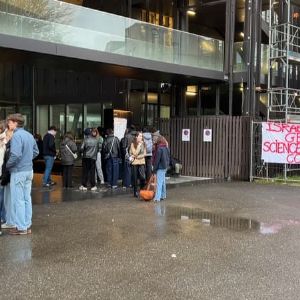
left=0, top=33, right=225, bottom=84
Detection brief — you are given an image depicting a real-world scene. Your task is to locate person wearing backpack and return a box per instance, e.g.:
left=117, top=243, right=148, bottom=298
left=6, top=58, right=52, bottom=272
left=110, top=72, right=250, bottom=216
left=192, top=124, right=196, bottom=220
left=102, top=128, right=120, bottom=189
left=95, top=128, right=104, bottom=185
left=60, top=132, right=77, bottom=188
left=79, top=128, right=99, bottom=191
left=153, top=136, right=170, bottom=202
left=120, top=126, right=136, bottom=188
left=143, top=127, right=153, bottom=181
left=129, top=131, right=146, bottom=198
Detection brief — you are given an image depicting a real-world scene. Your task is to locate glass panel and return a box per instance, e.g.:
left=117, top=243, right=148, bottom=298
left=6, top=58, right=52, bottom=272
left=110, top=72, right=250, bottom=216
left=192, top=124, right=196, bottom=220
left=19, top=105, right=32, bottom=132
left=141, top=103, right=157, bottom=126
left=66, top=104, right=83, bottom=139
left=0, top=0, right=224, bottom=71
left=36, top=105, right=48, bottom=137
left=50, top=104, right=65, bottom=147
left=0, top=104, right=16, bottom=120
left=84, top=103, right=101, bottom=129
left=233, top=42, right=246, bottom=72
left=160, top=106, right=170, bottom=119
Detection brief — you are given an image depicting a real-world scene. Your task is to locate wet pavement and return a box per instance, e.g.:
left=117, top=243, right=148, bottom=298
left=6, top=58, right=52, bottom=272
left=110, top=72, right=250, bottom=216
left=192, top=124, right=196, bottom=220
left=1, top=181, right=300, bottom=299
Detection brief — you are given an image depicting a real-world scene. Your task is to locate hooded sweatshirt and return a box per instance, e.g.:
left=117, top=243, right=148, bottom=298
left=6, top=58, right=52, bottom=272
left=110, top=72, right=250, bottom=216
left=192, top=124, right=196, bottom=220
left=143, top=132, right=153, bottom=157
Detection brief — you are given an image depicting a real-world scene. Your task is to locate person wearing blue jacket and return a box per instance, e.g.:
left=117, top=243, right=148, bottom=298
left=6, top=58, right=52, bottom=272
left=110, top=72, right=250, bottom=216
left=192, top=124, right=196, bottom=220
left=153, top=136, right=170, bottom=202
left=6, top=114, right=39, bottom=235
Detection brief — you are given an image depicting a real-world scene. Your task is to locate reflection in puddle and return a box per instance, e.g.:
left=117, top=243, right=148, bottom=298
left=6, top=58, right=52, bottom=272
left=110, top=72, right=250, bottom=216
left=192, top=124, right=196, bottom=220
left=166, top=206, right=300, bottom=235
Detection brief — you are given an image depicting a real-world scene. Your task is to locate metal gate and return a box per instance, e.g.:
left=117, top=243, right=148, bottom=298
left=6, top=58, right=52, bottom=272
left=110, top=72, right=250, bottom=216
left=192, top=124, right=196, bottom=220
left=159, top=116, right=251, bottom=180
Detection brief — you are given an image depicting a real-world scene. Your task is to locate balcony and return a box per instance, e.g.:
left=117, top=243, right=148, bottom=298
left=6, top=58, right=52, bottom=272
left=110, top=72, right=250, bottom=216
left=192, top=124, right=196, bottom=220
left=0, top=0, right=224, bottom=80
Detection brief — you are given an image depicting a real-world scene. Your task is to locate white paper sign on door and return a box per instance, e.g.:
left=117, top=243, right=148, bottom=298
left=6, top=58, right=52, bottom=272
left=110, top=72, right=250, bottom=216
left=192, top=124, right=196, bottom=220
left=114, top=117, right=127, bottom=140
left=203, top=129, right=212, bottom=142
left=182, top=129, right=190, bottom=142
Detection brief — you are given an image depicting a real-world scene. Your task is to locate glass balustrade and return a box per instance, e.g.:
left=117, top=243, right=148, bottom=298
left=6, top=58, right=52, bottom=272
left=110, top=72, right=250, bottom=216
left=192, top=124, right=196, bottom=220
left=233, top=42, right=269, bottom=76
left=0, top=0, right=224, bottom=72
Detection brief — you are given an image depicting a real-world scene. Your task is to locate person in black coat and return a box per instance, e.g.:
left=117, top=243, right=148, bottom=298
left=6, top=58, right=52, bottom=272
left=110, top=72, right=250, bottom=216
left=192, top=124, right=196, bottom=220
left=60, top=132, right=77, bottom=188
left=42, top=126, right=57, bottom=187
left=153, top=136, right=170, bottom=202
left=102, top=128, right=120, bottom=188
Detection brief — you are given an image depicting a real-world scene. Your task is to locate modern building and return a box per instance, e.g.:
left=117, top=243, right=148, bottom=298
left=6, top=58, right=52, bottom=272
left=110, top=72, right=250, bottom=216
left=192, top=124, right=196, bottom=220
left=0, top=1, right=300, bottom=153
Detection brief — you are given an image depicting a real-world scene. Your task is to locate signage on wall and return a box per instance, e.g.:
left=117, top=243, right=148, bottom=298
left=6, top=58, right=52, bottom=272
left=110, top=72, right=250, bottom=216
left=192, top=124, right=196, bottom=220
left=182, top=129, right=190, bottom=142
left=261, top=122, right=300, bottom=164
left=203, top=129, right=212, bottom=142
left=114, top=117, right=127, bottom=140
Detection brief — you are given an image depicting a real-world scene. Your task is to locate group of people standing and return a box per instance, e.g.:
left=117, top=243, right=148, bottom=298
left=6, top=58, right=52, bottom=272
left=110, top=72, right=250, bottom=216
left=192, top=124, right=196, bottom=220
left=0, top=114, right=39, bottom=235
left=0, top=115, right=170, bottom=235
left=53, top=124, right=170, bottom=201
left=120, top=126, right=170, bottom=201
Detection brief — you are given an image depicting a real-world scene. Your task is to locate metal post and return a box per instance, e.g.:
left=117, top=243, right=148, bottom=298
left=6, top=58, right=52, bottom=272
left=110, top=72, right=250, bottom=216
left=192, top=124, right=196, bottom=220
left=216, top=85, right=220, bottom=115
left=244, top=0, right=252, bottom=115
left=157, top=82, right=161, bottom=119
left=144, top=81, right=148, bottom=126
left=145, top=0, right=150, bottom=22
left=127, top=0, right=132, bottom=18
left=126, top=79, right=131, bottom=110
left=32, top=65, right=36, bottom=133
left=197, top=85, right=202, bottom=116
left=250, top=120, right=254, bottom=181
left=225, top=0, right=236, bottom=115
left=254, top=0, right=262, bottom=117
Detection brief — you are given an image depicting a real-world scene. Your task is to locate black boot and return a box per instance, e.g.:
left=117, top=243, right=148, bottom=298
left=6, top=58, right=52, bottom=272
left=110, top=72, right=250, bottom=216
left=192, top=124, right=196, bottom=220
left=133, top=187, right=138, bottom=198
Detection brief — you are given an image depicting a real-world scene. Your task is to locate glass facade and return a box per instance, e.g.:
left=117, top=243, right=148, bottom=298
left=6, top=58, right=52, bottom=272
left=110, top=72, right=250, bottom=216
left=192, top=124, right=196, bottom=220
left=0, top=0, right=224, bottom=72
left=84, top=103, right=102, bottom=129
left=66, top=104, right=83, bottom=139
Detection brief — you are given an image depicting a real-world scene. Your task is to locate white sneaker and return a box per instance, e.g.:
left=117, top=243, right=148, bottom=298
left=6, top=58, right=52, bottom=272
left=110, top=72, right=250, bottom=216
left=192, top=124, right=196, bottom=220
left=91, top=186, right=97, bottom=191
left=1, top=223, right=15, bottom=229
left=79, top=185, right=87, bottom=191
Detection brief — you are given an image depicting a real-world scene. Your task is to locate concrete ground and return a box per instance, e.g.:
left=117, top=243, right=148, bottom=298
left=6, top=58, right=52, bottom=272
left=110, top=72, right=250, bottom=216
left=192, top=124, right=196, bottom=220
left=1, top=181, right=300, bottom=299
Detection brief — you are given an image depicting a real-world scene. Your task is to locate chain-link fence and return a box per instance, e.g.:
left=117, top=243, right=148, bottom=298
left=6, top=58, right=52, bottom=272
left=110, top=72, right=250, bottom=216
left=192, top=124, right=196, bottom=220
left=250, top=121, right=300, bottom=182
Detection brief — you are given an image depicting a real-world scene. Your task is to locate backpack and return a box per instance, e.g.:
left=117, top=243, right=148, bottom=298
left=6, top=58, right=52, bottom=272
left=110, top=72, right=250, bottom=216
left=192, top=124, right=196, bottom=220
left=144, top=138, right=153, bottom=155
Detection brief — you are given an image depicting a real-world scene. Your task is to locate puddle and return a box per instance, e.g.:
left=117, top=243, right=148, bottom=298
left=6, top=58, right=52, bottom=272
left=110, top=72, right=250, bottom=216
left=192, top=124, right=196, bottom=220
left=166, top=206, right=300, bottom=235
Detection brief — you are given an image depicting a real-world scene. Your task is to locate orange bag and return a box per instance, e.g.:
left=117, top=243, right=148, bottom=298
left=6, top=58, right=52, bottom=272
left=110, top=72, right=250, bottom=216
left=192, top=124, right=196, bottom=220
left=140, top=174, right=157, bottom=201
left=139, top=190, right=154, bottom=201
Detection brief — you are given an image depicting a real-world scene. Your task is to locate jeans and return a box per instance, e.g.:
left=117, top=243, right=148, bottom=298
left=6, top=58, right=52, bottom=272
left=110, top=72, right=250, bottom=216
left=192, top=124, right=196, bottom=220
left=43, top=156, right=55, bottom=185
left=95, top=152, right=104, bottom=183
left=123, top=160, right=132, bottom=188
left=0, top=186, right=5, bottom=222
left=10, top=171, right=34, bottom=231
left=154, top=169, right=167, bottom=201
left=4, top=184, right=14, bottom=225
left=106, top=157, right=119, bottom=187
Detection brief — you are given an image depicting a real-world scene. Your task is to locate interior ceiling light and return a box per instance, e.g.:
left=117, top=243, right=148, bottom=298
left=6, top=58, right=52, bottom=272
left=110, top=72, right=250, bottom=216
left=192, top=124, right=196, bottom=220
left=240, top=32, right=244, bottom=38
left=187, top=10, right=196, bottom=16
left=186, top=85, right=197, bottom=96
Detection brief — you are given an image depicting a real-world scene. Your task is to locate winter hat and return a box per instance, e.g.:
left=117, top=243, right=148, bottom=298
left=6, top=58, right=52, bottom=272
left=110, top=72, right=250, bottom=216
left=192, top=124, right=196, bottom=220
left=84, top=128, right=91, bottom=136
